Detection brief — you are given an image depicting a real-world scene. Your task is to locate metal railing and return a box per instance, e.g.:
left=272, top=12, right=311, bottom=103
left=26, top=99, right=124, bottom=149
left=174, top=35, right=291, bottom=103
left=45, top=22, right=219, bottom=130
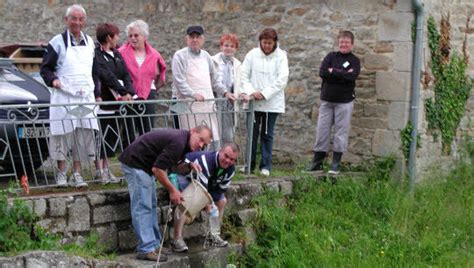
left=0, top=98, right=254, bottom=189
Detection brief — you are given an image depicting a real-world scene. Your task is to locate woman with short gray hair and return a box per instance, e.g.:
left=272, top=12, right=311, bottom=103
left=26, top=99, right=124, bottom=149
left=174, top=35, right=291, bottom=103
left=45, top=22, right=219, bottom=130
left=119, top=20, right=166, bottom=136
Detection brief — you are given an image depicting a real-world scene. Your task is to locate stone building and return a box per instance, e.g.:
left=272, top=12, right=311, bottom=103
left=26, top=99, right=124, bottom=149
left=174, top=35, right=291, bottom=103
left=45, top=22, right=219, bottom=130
left=1, top=0, right=473, bottom=179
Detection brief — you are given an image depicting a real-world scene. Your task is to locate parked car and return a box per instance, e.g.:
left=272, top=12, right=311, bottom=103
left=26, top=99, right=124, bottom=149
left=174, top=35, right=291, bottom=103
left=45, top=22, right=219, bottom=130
left=0, top=58, right=50, bottom=178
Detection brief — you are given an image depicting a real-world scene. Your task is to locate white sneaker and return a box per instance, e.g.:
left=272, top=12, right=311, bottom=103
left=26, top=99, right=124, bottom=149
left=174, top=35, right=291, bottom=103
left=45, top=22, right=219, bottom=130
left=95, top=169, right=109, bottom=184
left=328, top=170, right=340, bottom=175
left=209, top=233, right=228, bottom=247
left=260, top=169, right=270, bottom=177
left=171, top=239, right=188, bottom=252
left=55, top=171, right=67, bottom=187
left=106, top=169, right=121, bottom=184
left=69, top=172, right=88, bottom=188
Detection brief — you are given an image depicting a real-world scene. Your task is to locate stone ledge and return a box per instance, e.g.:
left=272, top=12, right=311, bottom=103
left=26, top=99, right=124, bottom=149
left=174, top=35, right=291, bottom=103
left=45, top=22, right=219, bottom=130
left=12, top=176, right=296, bottom=253
left=0, top=243, right=243, bottom=268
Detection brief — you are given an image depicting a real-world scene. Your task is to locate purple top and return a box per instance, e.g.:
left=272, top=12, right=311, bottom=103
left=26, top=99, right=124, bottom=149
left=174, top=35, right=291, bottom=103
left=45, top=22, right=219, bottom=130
left=119, top=129, right=191, bottom=175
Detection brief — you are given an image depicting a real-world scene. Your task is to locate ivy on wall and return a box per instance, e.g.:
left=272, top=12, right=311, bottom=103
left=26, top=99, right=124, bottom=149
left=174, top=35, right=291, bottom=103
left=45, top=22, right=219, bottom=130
left=425, top=15, right=472, bottom=154
left=401, top=121, right=421, bottom=162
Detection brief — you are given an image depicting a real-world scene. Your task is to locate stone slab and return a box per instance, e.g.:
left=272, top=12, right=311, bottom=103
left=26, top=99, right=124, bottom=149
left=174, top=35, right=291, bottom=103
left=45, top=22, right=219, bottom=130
left=279, top=180, right=293, bottom=195
left=375, top=71, right=411, bottom=101
left=67, top=198, right=90, bottom=232
left=364, top=54, right=392, bottom=71
left=93, top=203, right=131, bottom=225
left=234, top=208, right=258, bottom=226
left=93, top=224, right=118, bottom=252
left=33, top=198, right=47, bottom=218
left=118, top=229, right=137, bottom=251
left=378, top=12, right=414, bottom=41
left=388, top=101, right=410, bottom=130
left=372, top=129, right=402, bottom=157
left=87, top=193, right=106, bottom=206
left=394, top=42, right=414, bottom=72
left=48, top=197, right=67, bottom=217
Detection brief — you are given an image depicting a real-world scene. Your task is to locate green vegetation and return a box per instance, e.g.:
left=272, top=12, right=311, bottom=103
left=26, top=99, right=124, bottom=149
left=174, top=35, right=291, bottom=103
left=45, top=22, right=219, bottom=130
left=239, top=156, right=473, bottom=267
left=62, top=232, right=115, bottom=260
left=0, top=185, right=57, bottom=254
left=400, top=122, right=421, bottom=161
left=425, top=15, right=472, bottom=153
left=0, top=185, right=112, bottom=259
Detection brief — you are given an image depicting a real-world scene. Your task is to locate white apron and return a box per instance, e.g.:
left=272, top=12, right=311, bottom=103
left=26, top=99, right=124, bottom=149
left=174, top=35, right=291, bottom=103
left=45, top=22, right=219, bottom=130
left=178, top=54, right=219, bottom=141
left=50, top=31, right=99, bottom=135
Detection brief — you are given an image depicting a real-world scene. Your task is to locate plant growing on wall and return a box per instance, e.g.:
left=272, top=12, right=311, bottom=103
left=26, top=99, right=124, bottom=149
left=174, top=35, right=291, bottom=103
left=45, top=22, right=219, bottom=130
left=425, top=14, right=472, bottom=154
left=401, top=121, right=421, bottom=161
left=0, top=184, right=57, bottom=253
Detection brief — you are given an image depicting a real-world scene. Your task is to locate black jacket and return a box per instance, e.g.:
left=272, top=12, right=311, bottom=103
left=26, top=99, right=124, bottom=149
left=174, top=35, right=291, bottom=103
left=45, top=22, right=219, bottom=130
left=319, top=51, right=360, bottom=103
left=94, top=45, right=136, bottom=109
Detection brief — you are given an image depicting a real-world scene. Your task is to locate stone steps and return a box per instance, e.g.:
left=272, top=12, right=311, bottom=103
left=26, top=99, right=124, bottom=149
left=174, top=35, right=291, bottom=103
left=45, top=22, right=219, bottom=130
left=117, top=242, right=242, bottom=268
left=0, top=243, right=242, bottom=268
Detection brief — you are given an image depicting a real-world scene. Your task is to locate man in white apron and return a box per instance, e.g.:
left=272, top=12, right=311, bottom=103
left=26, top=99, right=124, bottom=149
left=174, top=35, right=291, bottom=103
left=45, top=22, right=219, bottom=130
left=171, top=26, right=236, bottom=150
left=40, top=4, right=99, bottom=187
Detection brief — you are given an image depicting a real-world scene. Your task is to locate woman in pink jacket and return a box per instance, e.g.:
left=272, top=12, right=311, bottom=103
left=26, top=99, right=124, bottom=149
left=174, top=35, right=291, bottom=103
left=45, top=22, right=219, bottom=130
left=119, top=19, right=166, bottom=136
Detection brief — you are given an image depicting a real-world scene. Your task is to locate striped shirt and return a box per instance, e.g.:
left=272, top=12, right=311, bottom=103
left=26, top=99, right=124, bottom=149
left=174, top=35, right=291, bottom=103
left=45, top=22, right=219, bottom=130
left=185, top=151, right=235, bottom=194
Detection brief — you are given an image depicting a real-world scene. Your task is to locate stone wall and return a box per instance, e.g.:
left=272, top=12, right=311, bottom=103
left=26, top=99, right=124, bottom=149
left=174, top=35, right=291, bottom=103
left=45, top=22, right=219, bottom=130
left=0, top=0, right=473, bottom=178
left=17, top=177, right=293, bottom=252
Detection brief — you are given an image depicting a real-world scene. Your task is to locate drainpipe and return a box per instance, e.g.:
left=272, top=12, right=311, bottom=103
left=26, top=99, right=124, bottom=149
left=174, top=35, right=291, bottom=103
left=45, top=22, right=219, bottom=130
left=409, top=0, right=424, bottom=192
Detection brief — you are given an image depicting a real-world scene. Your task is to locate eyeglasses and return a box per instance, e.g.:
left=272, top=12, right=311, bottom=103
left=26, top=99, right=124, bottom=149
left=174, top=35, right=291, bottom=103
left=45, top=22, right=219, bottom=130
left=128, top=33, right=141, bottom=38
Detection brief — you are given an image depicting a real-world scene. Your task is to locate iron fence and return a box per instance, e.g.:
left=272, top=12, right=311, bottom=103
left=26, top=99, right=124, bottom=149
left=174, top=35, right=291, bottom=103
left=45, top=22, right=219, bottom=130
left=0, top=98, right=254, bottom=189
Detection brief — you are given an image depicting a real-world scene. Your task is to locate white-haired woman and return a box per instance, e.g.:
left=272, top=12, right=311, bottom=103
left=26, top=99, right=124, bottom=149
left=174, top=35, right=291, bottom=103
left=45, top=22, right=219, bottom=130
left=118, top=19, right=166, bottom=137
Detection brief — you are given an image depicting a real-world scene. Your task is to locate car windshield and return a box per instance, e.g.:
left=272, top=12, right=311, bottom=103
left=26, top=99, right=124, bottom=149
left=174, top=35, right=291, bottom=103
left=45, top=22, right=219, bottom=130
left=0, top=68, right=26, bottom=82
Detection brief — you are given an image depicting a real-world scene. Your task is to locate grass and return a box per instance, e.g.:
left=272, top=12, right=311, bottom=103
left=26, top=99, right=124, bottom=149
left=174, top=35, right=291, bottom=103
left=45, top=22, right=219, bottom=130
left=238, top=157, right=474, bottom=267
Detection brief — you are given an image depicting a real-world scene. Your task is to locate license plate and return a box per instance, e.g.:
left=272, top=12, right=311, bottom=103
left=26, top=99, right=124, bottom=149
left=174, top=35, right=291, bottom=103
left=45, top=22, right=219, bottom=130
left=17, top=127, right=50, bottom=138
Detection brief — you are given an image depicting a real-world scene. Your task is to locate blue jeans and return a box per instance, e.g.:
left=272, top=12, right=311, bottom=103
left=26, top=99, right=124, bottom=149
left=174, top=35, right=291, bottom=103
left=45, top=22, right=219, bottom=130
left=122, top=164, right=161, bottom=254
left=248, top=112, right=279, bottom=171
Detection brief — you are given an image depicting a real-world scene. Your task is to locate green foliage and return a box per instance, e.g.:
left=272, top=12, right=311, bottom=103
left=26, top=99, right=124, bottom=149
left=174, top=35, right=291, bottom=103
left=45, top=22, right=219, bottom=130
left=240, top=160, right=473, bottom=267
left=401, top=122, right=421, bottom=161
left=0, top=187, right=113, bottom=259
left=0, top=186, right=58, bottom=254
left=425, top=16, right=473, bottom=153
left=364, top=156, right=396, bottom=185
left=62, top=232, right=114, bottom=259
left=427, top=16, right=442, bottom=78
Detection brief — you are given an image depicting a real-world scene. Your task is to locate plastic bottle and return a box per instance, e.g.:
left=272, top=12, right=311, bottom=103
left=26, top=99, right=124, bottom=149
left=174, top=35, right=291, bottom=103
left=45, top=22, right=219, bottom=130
left=209, top=203, right=220, bottom=235
left=169, top=173, right=179, bottom=189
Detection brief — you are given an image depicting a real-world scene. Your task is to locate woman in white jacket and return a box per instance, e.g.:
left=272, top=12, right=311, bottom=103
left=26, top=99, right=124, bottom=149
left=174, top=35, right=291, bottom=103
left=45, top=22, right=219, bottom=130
left=240, top=28, right=289, bottom=176
left=212, top=33, right=242, bottom=146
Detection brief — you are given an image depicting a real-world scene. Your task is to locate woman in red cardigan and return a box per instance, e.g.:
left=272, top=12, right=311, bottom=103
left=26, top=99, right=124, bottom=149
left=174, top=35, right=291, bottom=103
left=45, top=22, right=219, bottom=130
left=119, top=19, right=167, bottom=135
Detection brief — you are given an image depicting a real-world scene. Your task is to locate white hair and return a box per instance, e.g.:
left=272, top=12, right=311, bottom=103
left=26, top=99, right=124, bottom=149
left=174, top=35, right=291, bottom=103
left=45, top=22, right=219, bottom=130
left=65, top=4, right=86, bottom=17
left=126, top=20, right=149, bottom=38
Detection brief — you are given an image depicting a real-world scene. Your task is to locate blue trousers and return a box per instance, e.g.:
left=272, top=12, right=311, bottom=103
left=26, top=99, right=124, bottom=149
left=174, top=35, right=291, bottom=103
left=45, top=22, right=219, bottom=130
left=249, top=112, right=279, bottom=171
left=122, top=164, right=161, bottom=254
